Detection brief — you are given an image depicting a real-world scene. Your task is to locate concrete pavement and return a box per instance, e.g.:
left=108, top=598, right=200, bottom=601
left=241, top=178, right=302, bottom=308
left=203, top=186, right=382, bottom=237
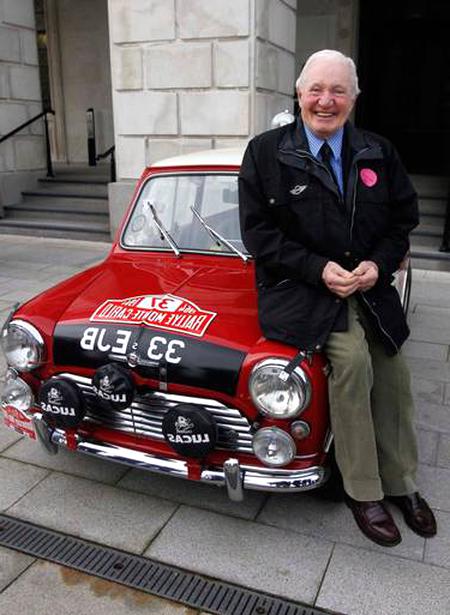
left=0, top=234, right=449, bottom=614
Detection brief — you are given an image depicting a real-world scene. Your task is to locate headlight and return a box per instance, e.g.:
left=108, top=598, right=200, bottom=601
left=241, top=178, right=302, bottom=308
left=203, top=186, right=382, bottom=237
left=253, top=427, right=296, bottom=467
left=249, top=358, right=311, bottom=418
left=1, top=320, right=44, bottom=371
left=1, top=377, right=33, bottom=412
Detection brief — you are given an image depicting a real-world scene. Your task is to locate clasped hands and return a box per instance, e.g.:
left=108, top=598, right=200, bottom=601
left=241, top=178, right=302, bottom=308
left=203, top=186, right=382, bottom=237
left=322, top=260, right=379, bottom=298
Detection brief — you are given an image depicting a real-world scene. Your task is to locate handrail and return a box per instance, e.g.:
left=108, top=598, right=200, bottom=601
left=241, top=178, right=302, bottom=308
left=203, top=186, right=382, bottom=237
left=0, top=108, right=55, bottom=178
left=0, top=109, right=55, bottom=143
left=96, top=145, right=116, bottom=182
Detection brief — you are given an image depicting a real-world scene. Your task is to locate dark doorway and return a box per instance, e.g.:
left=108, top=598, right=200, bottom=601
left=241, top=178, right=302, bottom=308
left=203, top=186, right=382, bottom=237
left=356, top=1, right=450, bottom=175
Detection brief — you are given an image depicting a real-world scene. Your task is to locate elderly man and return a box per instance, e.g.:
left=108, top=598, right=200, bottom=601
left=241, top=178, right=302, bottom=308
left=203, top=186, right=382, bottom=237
left=238, top=49, right=436, bottom=546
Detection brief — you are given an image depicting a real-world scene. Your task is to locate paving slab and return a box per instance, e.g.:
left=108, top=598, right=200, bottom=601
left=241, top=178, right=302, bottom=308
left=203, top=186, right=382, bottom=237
left=0, top=458, right=48, bottom=512
left=415, top=303, right=450, bottom=316
left=409, top=310, right=450, bottom=330
left=416, top=428, right=439, bottom=465
left=407, top=325, right=450, bottom=345
left=257, top=493, right=425, bottom=561
left=145, top=505, right=333, bottom=605
left=410, top=376, right=445, bottom=405
left=437, top=434, right=450, bottom=469
left=7, top=473, right=178, bottom=553
left=407, top=356, right=450, bottom=383
left=3, top=437, right=129, bottom=485
left=0, top=422, right=22, bottom=453
left=403, top=339, right=448, bottom=361
left=0, top=285, right=57, bottom=304
left=0, top=559, right=198, bottom=615
left=117, top=469, right=266, bottom=520
left=0, top=546, right=35, bottom=592
left=316, top=543, right=450, bottom=615
left=445, top=383, right=450, bottom=405
left=416, top=464, right=450, bottom=512
left=424, top=510, right=450, bottom=568
left=414, top=400, right=450, bottom=434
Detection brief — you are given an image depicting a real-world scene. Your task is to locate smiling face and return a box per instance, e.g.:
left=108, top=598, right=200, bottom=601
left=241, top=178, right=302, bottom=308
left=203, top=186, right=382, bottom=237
left=297, top=58, right=356, bottom=139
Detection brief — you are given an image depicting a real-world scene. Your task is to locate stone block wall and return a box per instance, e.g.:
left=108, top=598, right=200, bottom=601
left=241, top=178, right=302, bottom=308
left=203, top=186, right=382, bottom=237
left=107, top=0, right=297, bottom=237
left=0, top=0, right=45, bottom=209
left=108, top=0, right=297, bottom=180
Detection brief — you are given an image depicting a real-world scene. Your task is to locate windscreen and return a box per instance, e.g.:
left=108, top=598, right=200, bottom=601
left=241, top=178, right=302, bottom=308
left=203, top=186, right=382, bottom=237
left=122, top=173, right=246, bottom=255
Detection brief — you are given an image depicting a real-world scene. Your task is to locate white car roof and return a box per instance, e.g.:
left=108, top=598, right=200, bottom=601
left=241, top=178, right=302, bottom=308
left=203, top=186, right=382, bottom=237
left=150, top=147, right=245, bottom=169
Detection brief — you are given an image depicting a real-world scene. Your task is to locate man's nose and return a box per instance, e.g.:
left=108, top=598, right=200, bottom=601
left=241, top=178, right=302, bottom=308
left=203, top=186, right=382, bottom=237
left=318, top=93, right=334, bottom=106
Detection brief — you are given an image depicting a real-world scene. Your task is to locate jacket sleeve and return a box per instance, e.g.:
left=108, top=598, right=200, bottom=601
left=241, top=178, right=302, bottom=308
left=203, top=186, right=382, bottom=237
left=368, top=142, right=419, bottom=278
left=238, top=138, right=329, bottom=286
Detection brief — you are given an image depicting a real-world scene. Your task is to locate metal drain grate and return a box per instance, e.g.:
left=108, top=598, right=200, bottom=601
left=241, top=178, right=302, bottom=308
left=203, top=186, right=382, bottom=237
left=0, top=514, right=331, bottom=615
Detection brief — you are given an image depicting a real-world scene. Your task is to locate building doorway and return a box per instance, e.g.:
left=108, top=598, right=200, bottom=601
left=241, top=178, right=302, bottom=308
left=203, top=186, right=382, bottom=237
left=356, top=0, right=450, bottom=175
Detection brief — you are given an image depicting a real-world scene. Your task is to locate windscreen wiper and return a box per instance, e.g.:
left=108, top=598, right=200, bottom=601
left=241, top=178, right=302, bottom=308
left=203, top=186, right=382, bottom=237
left=190, top=206, right=248, bottom=263
left=144, top=200, right=181, bottom=258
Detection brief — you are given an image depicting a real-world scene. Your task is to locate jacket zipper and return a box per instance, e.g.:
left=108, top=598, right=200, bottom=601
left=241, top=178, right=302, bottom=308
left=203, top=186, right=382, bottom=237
left=349, top=147, right=370, bottom=241
left=359, top=293, right=399, bottom=353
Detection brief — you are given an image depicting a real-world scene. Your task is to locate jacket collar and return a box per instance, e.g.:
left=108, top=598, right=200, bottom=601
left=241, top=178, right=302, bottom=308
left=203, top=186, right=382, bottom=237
left=279, top=117, right=381, bottom=159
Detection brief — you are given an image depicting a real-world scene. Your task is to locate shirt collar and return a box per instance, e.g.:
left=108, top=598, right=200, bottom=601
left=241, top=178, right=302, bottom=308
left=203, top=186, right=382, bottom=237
left=303, top=124, right=344, bottom=161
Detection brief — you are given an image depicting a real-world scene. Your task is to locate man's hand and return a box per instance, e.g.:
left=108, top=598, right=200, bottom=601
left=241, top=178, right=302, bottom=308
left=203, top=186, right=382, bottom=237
left=352, top=260, right=379, bottom=291
left=322, top=261, right=359, bottom=298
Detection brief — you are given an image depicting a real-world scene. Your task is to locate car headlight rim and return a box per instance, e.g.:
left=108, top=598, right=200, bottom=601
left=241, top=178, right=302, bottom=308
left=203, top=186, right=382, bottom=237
left=1, top=319, right=44, bottom=372
left=249, top=358, right=311, bottom=419
left=252, top=426, right=296, bottom=467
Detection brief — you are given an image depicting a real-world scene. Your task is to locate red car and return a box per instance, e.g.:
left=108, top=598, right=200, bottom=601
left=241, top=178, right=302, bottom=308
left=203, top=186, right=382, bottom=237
left=0, top=148, right=411, bottom=501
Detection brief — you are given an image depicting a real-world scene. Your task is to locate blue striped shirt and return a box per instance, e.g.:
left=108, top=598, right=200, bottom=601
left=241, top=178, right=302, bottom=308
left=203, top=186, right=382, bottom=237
left=303, top=125, right=344, bottom=194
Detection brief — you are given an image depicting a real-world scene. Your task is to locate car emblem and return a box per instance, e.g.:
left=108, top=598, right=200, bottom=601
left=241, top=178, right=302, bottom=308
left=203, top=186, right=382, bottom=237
left=289, top=184, right=307, bottom=196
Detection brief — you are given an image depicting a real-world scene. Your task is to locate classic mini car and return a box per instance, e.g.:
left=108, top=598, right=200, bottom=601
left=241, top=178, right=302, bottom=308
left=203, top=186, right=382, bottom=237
left=0, top=144, right=411, bottom=501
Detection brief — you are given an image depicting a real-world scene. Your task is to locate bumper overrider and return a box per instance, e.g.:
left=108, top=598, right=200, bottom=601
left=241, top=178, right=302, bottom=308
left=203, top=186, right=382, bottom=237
left=32, top=413, right=329, bottom=501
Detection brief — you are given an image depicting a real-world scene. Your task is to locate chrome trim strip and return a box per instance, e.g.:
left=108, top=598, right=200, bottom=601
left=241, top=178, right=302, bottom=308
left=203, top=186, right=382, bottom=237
left=9, top=319, right=44, bottom=346
left=40, top=421, right=328, bottom=494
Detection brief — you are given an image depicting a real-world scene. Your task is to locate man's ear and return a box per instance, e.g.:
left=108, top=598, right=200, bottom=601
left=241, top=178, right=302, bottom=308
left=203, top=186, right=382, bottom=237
left=296, top=88, right=302, bottom=108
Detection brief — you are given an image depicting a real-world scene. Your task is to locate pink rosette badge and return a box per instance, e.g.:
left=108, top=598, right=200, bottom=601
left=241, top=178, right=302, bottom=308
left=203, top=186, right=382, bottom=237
left=360, top=168, right=378, bottom=187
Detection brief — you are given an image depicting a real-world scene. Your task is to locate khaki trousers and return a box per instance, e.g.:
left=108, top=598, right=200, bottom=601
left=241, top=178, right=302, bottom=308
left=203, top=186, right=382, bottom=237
left=324, top=296, right=418, bottom=501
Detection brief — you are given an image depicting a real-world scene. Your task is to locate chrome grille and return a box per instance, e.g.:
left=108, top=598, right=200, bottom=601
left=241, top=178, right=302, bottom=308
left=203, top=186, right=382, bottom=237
left=60, top=373, right=253, bottom=453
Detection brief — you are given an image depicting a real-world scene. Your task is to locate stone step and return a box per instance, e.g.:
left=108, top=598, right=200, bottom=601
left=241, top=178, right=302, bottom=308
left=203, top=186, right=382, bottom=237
left=3, top=203, right=108, bottom=225
left=7, top=198, right=109, bottom=215
left=418, top=197, right=447, bottom=216
left=0, top=218, right=111, bottom=242
left=22, top=189, right=107, bottom=201
left=410, top=174, right=448, bottom=198
left=37, top=179, right=108, bottom=197
left=410, top=247, right=450, bottom=272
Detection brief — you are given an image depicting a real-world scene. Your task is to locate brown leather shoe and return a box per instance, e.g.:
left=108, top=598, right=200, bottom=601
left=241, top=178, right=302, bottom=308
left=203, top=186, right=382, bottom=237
left=345, top=496, right=402, bottom=547
left=386, top=493, right=437, bottom=538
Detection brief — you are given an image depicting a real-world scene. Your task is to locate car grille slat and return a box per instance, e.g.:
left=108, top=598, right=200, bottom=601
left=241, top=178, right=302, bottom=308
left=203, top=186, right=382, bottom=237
left=60, top=373, right=253, bottom=453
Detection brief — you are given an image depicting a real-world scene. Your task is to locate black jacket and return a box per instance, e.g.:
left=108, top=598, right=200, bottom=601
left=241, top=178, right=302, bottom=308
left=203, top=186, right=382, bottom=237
left=238, top=119, right=419, bottom=354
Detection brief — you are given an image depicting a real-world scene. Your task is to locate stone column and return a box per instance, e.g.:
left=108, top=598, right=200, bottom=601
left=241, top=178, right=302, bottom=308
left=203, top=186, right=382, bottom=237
left=107, top=0, right=297, bottom=236
left=0, top=0, right=45, bottom=212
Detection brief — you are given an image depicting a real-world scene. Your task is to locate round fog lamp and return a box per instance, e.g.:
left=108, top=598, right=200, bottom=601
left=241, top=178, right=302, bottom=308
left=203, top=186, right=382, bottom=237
left=252, top=427, right=296, bottom=467
left=1, top=377, right=33, bottom=412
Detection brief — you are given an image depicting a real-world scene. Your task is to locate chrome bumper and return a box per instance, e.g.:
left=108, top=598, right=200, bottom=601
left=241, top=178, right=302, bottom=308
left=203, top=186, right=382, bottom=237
left=32, top=415, right=329, bottom=501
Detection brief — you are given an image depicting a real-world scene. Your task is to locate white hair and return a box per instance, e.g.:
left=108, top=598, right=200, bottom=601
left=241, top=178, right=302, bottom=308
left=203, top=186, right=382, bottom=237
left=296, top=49, right=361, bottom=98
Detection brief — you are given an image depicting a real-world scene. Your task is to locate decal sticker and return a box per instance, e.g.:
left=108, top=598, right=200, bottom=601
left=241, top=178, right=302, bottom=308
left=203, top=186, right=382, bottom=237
left=360, top=168, right=378, bottom=187
left=80, top=327, right=186, bottom=364
left=90, top=294, right=217, bottom=338
left=2, top=405, right=36, bottom=440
